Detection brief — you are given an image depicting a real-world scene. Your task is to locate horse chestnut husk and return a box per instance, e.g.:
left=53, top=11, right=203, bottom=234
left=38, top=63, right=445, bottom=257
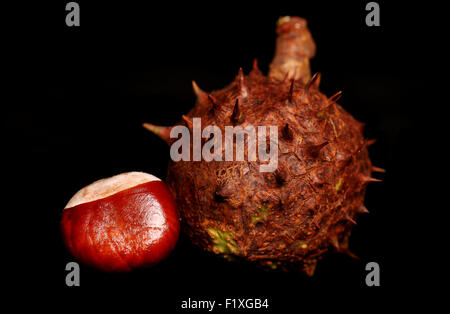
left=61, top=172, right=180, bottom=272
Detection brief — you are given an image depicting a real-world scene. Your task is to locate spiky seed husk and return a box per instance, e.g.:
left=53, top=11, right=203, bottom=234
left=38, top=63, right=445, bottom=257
left=145, top=16, right=381, bottom=275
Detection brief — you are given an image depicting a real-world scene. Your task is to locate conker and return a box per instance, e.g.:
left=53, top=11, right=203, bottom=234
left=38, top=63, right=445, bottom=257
left=61, top=172, right=180, bottom=272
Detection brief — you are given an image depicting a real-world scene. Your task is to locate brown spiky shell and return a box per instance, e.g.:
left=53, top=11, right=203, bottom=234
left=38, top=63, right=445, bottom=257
left=145, top=17, right=381, bottom=275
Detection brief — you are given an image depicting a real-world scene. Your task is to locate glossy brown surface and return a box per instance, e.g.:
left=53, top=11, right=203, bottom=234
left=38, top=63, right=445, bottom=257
left=61, top=181, right=179, bottom=272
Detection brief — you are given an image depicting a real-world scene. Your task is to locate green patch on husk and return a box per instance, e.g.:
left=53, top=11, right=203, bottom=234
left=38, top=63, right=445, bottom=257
left=335, top=178, right=343, bottom=191
left=251, top=205, right=270, bottom=224
left=207, top=227, right=239, bottom=254
left=291, top=240, right=308, bottom=251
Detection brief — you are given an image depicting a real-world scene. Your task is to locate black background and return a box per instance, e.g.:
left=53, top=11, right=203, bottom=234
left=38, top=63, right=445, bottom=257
left=6, top=0, right=437, bottom=311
